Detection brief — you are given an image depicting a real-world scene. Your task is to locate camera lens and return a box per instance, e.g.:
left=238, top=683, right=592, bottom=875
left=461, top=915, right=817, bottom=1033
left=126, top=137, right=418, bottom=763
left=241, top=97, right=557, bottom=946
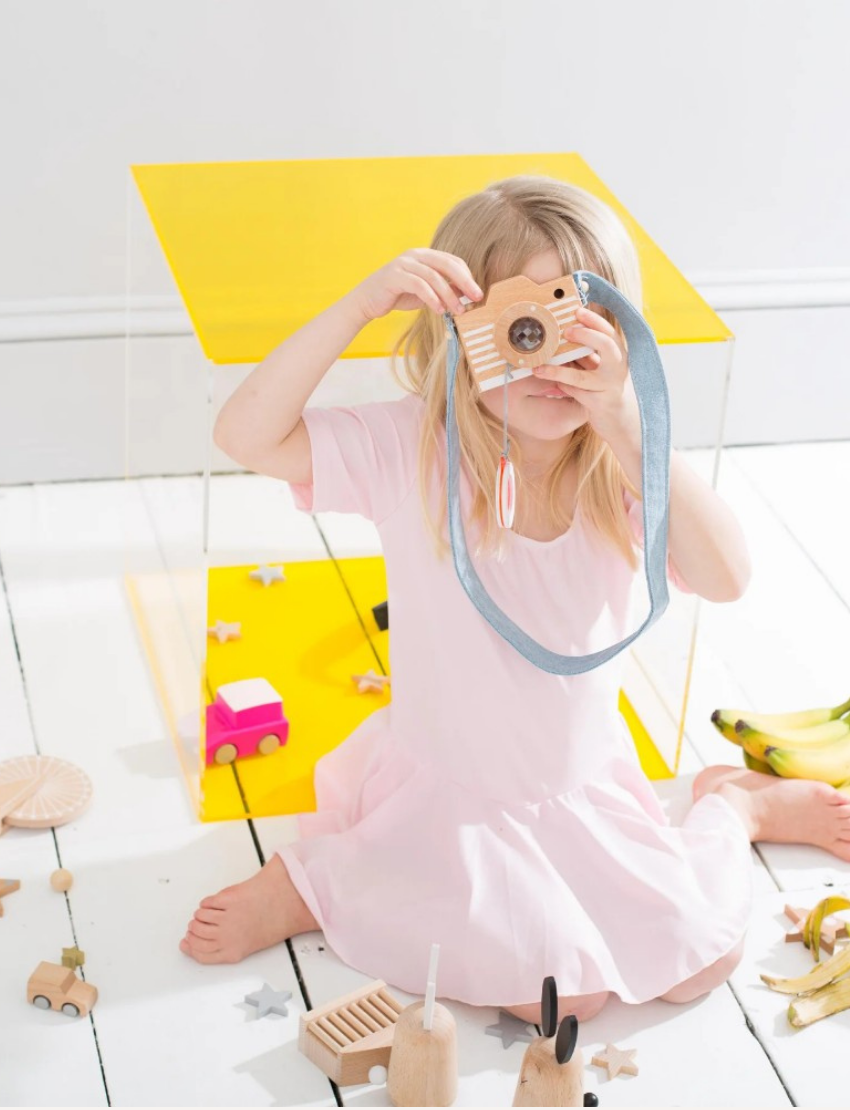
left=508, top=315, right=546, bottom=353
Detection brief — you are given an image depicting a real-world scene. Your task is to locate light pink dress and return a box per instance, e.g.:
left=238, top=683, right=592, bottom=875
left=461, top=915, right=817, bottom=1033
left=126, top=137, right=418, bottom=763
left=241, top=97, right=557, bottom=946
left=281, top=392, right=753, bottom=1006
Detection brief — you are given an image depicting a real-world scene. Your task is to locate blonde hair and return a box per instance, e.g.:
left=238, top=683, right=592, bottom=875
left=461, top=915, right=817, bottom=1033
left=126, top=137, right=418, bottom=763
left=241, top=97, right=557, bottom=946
left=389, top=174, right=642, bottom=568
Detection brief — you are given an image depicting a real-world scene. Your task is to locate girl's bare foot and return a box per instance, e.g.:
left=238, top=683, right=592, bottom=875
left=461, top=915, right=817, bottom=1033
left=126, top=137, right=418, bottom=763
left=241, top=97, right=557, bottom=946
left=693, top=765, right=850, bottom=862
left=505, top=991, right=610, bottom=1025
left=179, top=853, right=319, bottom=964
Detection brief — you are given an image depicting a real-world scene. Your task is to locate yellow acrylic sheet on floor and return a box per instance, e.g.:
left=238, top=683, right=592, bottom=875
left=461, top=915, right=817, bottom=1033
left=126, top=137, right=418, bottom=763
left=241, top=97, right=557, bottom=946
left=132, top=152, right=731, bottom=366
left=200, top=555, right=670, bottom=822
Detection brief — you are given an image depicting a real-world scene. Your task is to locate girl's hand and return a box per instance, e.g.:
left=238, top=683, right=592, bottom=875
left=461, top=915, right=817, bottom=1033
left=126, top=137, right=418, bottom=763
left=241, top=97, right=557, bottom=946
left=351, top=248, right=484, bottom=323
left=532, top=304, right=640, bottom=443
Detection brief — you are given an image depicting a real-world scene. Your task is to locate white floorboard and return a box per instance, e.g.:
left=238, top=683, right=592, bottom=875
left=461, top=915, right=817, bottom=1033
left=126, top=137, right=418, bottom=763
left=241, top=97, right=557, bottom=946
left=1, top=444, right=848, bottom=1107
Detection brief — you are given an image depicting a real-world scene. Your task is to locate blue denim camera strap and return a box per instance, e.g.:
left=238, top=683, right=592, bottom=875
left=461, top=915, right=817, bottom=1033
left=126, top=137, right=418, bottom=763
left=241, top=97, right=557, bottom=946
left=444, top=269, right=671, bottom=675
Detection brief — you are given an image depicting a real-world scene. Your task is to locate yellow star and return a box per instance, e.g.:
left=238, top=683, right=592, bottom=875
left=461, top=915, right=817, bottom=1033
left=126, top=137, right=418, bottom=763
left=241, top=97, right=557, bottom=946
left=591, top=1042, right=638, bottom=1079
left=62, top=946, right=85, bottom=969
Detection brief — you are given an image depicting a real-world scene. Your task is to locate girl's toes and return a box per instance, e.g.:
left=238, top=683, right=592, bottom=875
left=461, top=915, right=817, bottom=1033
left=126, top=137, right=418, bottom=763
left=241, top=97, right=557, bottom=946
left=188, top=919, right=218, bottom=941
left=194, top=906, right=224, bottom=925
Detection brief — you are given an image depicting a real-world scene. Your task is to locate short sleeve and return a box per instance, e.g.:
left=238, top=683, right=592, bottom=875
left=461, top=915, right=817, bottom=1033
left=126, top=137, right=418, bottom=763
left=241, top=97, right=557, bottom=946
left=288, top=393, right=423, bottom=524
left=623, top=488, right=695, bottom=595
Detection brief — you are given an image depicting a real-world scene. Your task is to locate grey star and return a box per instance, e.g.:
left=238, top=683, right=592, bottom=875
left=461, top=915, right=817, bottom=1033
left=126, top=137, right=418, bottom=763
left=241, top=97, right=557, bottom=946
left=207, top=620, right=241, bottom=644
left=249, top=564, right=286, bottom=587
left=485, top=1010, right=535, bottom=1048
left=244, top=983, right=292, bottom=1018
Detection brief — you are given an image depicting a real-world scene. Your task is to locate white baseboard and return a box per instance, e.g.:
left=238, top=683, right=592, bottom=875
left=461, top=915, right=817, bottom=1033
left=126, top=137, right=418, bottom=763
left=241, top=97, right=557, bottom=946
left=1, top=271, right=848, bottom=484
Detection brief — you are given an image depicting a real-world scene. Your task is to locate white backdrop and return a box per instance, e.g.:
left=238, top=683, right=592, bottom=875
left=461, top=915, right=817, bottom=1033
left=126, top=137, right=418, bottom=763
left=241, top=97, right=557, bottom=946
left=1, top=0, right=848, bottom=482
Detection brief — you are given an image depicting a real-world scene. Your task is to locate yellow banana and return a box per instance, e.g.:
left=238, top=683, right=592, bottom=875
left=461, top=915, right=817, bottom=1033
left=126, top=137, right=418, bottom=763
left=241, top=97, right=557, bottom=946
left=765, top=734, right=850, bottom=786
left=802, top=896, right=850, bottom=960
left=736, top=718, right=850, bottom=762
left=710, top=711, right=743, bottom=745
left=761, top=940, right=850, bottom=994
left=742, top=750, right=777, bottom=775
left=788, top=977, right=850, bottom=1027
left=713, top=695, right=850, bottom=735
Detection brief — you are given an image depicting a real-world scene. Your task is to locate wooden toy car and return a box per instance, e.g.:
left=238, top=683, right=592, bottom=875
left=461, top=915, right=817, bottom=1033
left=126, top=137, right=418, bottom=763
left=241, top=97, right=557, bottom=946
left=27, top=961, right=97, bottom=1017
left=205, top=677, right=290, bottom=766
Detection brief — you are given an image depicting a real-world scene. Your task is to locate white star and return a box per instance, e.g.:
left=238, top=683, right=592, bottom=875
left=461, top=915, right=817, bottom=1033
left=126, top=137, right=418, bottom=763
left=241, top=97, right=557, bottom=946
left=244, top=983, right=292, bottom=1018
left=351, top=670, right=391, bottom=694
left=207, top=620, right=242, bottom=644
left=249, top=564, right=286, bottom=587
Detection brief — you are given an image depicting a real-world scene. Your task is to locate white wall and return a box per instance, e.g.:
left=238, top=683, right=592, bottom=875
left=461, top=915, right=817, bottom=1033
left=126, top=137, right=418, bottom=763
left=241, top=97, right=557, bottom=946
left=1, top=0, right=849, bottom=482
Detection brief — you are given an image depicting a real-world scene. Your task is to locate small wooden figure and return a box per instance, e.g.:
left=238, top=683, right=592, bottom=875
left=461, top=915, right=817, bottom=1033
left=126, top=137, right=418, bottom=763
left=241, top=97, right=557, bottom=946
left=0, top=878, right=21, bottom=916
left=513, top=977, right=589, bottom=1107
left=299, top=979, right=403, bottom=1086
left=387, top=944, right=457, bottom=1108
left=351, top=670, right=391, bottom=694
left=27, top=961, right=97, bottom=1017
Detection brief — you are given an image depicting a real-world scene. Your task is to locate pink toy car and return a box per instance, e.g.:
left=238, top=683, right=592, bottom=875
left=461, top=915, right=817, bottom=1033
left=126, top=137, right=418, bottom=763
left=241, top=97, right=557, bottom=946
left=205, top=678, right=289, bottom=766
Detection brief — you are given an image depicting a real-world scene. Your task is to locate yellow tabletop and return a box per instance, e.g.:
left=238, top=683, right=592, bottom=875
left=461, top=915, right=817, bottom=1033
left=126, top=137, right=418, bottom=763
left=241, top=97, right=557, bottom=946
left=132, top=152, right=731, bottom=365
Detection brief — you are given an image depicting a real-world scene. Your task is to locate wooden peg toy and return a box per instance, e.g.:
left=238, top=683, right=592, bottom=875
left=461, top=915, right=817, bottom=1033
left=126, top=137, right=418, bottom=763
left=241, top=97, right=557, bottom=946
left=513, top=977, right=589, bottom=1107
left=299, top=979, right=403, bottom=1086
left=387, top=943, right=457, bottom=1108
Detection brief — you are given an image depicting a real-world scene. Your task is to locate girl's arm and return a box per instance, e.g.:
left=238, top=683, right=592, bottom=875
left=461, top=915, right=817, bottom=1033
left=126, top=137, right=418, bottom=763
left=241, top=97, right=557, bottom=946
left=213, top=290, right=370, bottom=481
left=607, top=421, right=752, bottom=604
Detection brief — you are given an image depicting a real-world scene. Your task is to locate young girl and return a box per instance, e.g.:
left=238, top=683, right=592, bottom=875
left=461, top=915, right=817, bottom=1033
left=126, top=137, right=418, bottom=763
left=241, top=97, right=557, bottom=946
left=181, top=175, right=850, bottom=1024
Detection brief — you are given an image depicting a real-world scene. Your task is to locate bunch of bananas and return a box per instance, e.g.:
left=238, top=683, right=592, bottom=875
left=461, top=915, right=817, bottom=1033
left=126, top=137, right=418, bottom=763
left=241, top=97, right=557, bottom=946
left=762, top=896, right=850, bottom=1027
left=710, top=694, right=850, bottom=793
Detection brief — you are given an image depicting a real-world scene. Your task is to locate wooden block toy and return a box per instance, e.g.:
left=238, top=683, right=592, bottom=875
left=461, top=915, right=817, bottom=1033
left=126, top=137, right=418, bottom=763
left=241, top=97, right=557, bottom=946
left=0, top=878, right=21, bottom=916
left=513, top=978, right=589, bottom=1108
left=299, top=979, right=403, bottom=1087
left=387, top=943, right=457, bottom=1108
left=50, top=868, right=74, bottom=893
left=205, top=677, right=289, bottom=766
left=27, top=961, right=97, bottom=1018
left=591, top=1042, right=638, bottom=1080
left=0, top=756, right=92, bottom=833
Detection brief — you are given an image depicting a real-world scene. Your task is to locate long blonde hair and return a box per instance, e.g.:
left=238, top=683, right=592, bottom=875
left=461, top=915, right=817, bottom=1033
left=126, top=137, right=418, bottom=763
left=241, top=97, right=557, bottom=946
left=389, top=175, right=642, bottom=568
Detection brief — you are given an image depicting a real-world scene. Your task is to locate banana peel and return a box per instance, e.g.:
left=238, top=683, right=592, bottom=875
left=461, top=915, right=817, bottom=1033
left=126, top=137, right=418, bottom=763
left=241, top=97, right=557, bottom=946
left=802, top=897, right=850, bottom=961
left=761, top=939, right=850, bottom=995
left=788, top=976, right=850, bottom=1027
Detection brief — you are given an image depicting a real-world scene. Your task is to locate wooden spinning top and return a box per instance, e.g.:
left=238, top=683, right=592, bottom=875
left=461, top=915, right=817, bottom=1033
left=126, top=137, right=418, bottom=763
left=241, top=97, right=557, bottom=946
left=0, top=756, right=92, bottom=832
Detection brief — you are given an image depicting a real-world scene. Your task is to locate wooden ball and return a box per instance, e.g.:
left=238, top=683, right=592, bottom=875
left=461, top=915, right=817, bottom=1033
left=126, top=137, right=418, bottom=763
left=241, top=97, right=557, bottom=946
left=50, top=868, right=73, bottom=893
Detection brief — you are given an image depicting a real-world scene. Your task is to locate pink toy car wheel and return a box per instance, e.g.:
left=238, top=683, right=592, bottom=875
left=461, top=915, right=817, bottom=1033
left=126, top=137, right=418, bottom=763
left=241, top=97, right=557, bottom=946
left=257, top=734, right=281, bottom=755
left=214, top=743, right=239, bottom=765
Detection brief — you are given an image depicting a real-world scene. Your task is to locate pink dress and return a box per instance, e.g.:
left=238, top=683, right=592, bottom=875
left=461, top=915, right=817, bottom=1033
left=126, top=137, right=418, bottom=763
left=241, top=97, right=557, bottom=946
left=281, top=392, right=753, bottom=1007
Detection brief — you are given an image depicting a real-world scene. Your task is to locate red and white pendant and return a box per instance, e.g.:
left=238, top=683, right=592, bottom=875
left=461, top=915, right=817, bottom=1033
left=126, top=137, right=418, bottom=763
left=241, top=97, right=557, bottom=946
left=495, top=454, right=516, bottom=529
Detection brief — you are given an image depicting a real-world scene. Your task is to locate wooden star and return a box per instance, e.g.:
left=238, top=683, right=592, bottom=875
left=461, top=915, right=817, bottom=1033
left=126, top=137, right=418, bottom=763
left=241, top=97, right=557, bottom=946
left=784, top=904, right=849, bottom=956
left=249, top=564, right=286, bottom=587
left=591, top=1043, right=638, bottom=1079
left=351, top=670, right=391, bottom=694
left=485, top=1010, right=536, bottom=1048
left=0, top=878, right=20, bottom=916
left=207, top=620, right=242, bottom=644
left=62, top=946, right=85, bottom=969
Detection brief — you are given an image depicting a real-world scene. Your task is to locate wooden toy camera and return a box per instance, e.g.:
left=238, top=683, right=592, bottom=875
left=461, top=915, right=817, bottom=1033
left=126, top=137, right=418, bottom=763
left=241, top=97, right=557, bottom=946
left=452, top=274, right=593, bottom=394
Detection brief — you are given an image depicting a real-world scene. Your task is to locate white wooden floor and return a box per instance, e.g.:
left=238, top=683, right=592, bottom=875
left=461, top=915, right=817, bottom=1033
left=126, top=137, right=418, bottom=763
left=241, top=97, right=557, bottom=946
left=1, top=442, right=849, bottom=1108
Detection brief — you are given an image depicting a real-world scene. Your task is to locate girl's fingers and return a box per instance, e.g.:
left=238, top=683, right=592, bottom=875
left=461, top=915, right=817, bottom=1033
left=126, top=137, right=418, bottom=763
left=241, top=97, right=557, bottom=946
left=404, top=258, right=465, bottom=314
left=535, top=364, right=607, bottom=392
left=576, top=304, right=619, bottom=338
left=409, top=247, right=483, bottom=303
left=565, top=324, right=622, bottom=362
left=405, top=273, right=448, bottom=314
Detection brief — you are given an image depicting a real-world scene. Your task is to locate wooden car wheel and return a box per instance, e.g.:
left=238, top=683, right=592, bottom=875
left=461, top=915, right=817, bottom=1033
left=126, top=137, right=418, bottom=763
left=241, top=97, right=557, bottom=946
left=32, top=995, right=51, bottom=1010
left=257, top=734, right=281, bottom=756
left=213, top=744, right=238, bottom=765
left=61, top=1002, right=80, bottom=1017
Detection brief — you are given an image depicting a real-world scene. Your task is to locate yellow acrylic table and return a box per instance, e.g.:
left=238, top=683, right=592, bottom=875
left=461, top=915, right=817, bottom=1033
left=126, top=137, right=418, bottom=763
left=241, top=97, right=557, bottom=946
left=126, top=152, right=733, bottom=821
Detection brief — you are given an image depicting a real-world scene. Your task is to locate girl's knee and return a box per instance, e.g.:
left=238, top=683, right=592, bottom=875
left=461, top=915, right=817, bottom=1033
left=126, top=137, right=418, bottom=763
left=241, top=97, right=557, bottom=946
left=658, top=937, right=746, bottom=1004
left=507, top=990, right=611, bottom=1025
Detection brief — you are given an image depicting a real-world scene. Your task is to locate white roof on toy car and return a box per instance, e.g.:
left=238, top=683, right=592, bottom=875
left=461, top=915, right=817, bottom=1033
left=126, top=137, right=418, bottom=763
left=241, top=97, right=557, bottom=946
left=216, top=677, right=281, bottom=712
